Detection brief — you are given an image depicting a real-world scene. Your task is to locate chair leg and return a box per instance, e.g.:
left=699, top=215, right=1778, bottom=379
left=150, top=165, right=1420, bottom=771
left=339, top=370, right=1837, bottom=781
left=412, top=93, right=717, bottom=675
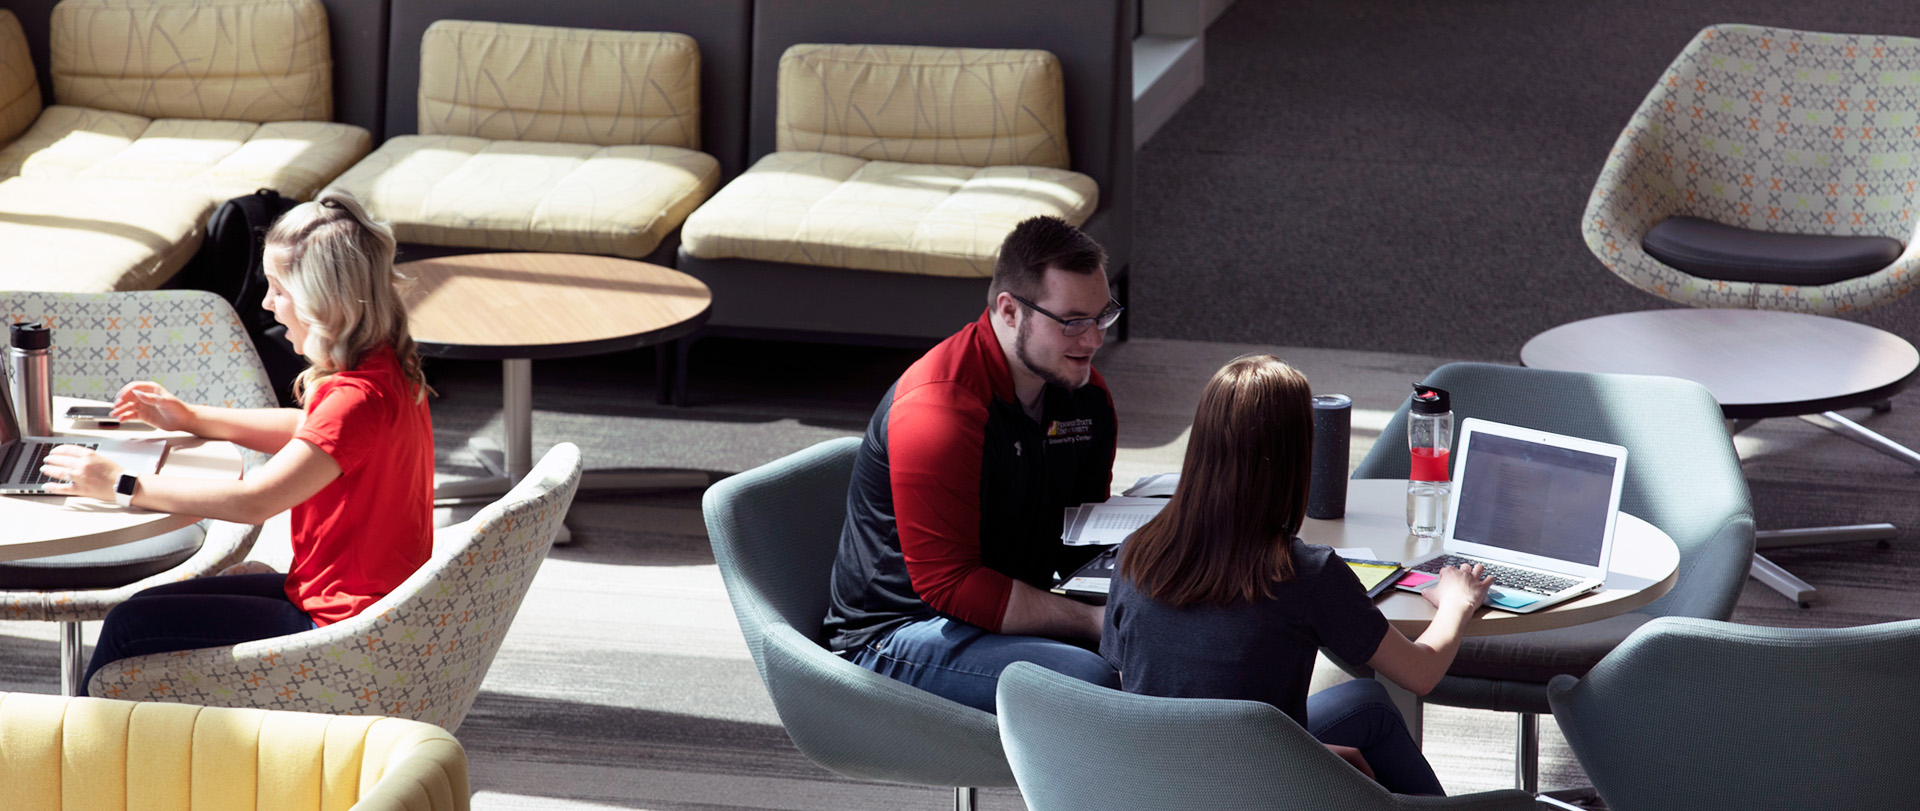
left=953, top=786, right=976, bottom=811
left=1515, top=712, right=1539, bottom=794
left=1799, top=410, right=1920, bottom=471
left=60, top=621, right=84, bottom=697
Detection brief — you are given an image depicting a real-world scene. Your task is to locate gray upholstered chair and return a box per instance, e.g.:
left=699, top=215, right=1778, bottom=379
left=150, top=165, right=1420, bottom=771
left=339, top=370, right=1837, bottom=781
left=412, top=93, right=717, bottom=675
left=703, top=437, right=1014, bottom=810
left=995, top=662, right=1537, bottom=811
left=1581, top=24, right=1920, bottom=603
left=1349, top=362, right=1755, bottom=791
left=0, top=291, right=277, bottom=695
left=1548, top=617, right=1920, bottom=810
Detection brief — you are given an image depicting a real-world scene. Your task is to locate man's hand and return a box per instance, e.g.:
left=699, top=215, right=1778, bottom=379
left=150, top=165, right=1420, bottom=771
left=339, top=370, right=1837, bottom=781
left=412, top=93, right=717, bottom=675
left=40, top=444, right=125, bottom=502
left=1002, top=580, right=1105, bottom=641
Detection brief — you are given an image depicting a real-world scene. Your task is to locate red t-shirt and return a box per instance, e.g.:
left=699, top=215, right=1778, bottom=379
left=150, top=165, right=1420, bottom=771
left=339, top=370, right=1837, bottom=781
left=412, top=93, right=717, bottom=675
left=286, top=345, right=435, bottom=625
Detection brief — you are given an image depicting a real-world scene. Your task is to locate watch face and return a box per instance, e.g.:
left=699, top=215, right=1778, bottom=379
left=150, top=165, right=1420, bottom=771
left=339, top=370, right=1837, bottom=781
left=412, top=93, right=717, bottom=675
left=116, top=474, right=138, bottom=496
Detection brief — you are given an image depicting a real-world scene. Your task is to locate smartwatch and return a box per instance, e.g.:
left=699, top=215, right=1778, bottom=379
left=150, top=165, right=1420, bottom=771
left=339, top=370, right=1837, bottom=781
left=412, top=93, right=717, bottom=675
left=114, top=473, right=139, bottom=508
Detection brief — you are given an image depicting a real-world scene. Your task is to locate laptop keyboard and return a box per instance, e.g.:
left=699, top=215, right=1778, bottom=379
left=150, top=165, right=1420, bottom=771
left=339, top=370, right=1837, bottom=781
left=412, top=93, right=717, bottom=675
left=1412, top=554, right=1582, bottom=596
left=5, top=441, right=98, bottom=486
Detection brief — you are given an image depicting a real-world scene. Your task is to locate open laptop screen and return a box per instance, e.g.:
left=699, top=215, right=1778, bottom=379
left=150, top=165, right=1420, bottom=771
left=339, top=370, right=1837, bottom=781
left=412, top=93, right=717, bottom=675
left=1450, top=432, right=1618, bottom=567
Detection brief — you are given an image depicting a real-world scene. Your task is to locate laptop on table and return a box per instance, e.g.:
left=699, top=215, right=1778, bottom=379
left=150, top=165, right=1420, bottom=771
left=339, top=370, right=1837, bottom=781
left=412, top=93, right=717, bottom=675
left=1400, top=418, right=1629, bottom=614
left=0, top=394, right=164, bottom=495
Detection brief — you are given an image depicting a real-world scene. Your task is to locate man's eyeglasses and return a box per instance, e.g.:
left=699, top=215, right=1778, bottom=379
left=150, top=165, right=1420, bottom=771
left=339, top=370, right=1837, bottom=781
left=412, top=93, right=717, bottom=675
left=1009, top=294, right=1124, bottom=337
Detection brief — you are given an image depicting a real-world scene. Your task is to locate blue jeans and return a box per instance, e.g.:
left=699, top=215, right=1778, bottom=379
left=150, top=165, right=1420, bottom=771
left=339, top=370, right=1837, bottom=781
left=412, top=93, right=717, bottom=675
left=1308, top=678, right=1446, bottom=796
left=847, top=616, right=1120, bottom=713
left=84, top=574, right=316, bottom=691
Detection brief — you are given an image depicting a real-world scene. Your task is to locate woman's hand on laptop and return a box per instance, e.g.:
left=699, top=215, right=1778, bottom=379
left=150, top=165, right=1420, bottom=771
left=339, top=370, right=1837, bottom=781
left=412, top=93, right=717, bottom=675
left=40, top=444, right=123, bottom=502
left=113, top=382, right=194, bottom=432
left=1423, top=563, right=1494, bottom=614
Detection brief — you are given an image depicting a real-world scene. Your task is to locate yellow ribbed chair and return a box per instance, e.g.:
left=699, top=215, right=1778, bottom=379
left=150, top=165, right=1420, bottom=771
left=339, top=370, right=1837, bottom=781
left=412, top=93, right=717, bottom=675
left=0, top=691, right=469, bottom=811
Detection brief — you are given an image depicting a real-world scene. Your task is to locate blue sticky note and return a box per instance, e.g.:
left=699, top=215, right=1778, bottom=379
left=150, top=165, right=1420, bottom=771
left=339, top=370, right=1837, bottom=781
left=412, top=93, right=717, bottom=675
left=1487, top=589, right=1542, bottom=610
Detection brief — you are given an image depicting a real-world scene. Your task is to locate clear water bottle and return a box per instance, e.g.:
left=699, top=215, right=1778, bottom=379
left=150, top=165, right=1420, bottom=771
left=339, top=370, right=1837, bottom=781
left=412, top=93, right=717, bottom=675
left=1406, top=383, right=1452, bottom=538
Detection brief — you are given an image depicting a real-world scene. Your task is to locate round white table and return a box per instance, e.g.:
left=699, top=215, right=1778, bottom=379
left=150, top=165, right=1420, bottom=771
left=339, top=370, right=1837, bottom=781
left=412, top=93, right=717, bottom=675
left=2, top=396, right=243, bottom=696
left=1302, top=479, right=1679, bottom=637
left=2, top=396, right=244, bottom=562
left=1521, top=308, right=1919, bottom=606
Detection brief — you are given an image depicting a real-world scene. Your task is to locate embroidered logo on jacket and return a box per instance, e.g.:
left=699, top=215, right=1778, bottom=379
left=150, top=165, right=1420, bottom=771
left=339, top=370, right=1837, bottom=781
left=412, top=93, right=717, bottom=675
left=1047, top=418, right=1094, bottom=445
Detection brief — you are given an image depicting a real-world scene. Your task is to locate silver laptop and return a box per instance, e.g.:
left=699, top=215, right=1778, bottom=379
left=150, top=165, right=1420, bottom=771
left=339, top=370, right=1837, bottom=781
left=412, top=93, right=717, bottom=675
left=1401, top=418, right=1629, bottom=614
left=0, top=390, right=164, bottom=495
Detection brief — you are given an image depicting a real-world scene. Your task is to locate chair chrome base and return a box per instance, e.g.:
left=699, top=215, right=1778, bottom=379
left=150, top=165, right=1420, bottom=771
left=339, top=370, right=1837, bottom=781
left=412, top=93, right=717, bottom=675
left=60, top=620, right=83, bottom=696
left=954, top=787, right=975, bottom=811
left=1733, top=408, right=1913, bottom=607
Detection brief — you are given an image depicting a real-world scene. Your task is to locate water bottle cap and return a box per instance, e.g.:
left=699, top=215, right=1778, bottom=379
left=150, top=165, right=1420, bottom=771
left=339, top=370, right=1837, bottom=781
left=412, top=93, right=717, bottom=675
left=1411, top=383, right=1450, bottom=415
left=9, top=322, right=49, bottom=351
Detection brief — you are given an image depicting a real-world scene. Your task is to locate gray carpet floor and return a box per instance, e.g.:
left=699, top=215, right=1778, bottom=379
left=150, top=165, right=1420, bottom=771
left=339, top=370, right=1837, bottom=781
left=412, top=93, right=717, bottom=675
left=5, top=336, right=1917, bottom=808
left=1134, top=0, right=1920, bottom=357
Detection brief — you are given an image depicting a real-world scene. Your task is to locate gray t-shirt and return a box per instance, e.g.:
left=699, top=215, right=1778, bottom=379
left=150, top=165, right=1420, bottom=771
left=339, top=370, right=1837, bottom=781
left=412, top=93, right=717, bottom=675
left=1100, top=539, right=1391, bottom=726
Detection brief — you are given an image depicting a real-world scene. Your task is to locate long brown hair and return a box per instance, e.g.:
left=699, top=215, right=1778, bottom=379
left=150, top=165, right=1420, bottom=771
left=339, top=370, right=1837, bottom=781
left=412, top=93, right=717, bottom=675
left=1121, top=355, right=1314, bottom=607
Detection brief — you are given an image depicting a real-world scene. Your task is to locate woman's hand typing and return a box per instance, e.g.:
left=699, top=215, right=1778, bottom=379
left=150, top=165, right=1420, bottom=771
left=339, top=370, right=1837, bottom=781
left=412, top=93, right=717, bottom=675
left=1422, top=562, right=1494, bottom=614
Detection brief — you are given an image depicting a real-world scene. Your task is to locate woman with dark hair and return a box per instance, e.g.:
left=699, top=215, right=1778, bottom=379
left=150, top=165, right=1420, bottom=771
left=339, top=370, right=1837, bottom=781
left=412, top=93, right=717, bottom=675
left=1101, top=355, right=1492, bottom=795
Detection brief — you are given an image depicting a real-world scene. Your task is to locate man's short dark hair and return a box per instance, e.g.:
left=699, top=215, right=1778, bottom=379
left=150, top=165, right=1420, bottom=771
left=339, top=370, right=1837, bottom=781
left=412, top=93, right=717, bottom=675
left=988, top=216, right=1107, bottom=304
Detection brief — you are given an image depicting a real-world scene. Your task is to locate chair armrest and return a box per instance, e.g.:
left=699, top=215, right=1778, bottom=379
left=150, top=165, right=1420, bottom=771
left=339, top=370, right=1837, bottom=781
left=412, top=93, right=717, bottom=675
left=760, top=623, right=1016, bottom=788
left=353, top=726, right=471, bottom=811
left=1394, top=789, right=1540, bottom=811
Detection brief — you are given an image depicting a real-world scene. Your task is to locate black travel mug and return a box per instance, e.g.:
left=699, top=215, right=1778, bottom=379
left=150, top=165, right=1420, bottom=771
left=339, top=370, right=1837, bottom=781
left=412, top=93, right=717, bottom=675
left=1307, top=394, right=1351, bottom=519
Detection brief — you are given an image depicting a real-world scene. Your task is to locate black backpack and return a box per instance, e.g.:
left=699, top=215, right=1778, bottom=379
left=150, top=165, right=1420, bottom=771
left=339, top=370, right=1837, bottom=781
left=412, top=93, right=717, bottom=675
left=174, top=188, right=305, bottom=406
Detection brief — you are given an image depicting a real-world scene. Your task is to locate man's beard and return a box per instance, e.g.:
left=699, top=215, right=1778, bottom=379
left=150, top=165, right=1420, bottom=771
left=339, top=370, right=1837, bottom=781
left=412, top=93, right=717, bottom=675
left=1014, top=314, right=1085, bottom=390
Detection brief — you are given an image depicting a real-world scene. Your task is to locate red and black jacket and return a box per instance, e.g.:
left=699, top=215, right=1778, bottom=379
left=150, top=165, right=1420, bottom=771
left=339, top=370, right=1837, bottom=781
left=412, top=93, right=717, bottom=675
left=823, top=310, right=1117, bottom=653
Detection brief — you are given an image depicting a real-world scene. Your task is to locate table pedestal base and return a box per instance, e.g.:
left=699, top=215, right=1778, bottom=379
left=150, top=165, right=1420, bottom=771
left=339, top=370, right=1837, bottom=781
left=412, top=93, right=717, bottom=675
left=431, top=359, right=710, bottom=544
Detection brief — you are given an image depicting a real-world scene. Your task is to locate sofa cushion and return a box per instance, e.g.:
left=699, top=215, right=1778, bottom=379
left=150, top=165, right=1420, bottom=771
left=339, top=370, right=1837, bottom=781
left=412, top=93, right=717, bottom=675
left=0, top=10, right=38, bottom=146
left=51, top=0, right=332, bottom=122
left=325, top=134, right=719, bottom=258
left=0, top=105, right=371, bottom=199
left=680, top=150, right=1097, bottom=278
left=0, top=177, right=213, bottom=291
left=777, top=44, right=1071, bottom=170
left=418, top=20, right=700, bottom=149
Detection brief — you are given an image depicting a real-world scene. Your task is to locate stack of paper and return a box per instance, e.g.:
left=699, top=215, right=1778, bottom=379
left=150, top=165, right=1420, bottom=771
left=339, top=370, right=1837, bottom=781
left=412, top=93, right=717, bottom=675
left=1061, top=496, right=1168, bottom=546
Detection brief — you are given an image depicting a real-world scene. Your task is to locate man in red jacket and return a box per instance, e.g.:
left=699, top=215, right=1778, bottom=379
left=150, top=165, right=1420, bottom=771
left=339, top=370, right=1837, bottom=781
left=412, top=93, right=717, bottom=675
left=822, top=216, right=1124, bottom=712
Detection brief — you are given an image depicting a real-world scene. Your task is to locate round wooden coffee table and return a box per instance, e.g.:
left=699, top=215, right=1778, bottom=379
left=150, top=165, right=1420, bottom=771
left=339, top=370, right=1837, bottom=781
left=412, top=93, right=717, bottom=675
left=403, top=253, right=712, bottom=515
left=1521, top=308, right=1920, bottom=606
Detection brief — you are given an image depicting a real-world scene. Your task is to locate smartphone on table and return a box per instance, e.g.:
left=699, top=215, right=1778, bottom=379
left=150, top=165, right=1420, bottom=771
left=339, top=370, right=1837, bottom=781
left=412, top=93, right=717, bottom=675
left=65, top=405, right=121, bottom=427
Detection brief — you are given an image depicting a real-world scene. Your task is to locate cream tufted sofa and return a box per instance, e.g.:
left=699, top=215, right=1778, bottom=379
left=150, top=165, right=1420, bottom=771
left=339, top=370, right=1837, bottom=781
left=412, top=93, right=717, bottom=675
left=0, top=0, right=371, bottom=293
left=0, top=691, right=469, bottom=810
left=326, top=20, right=721, bottom=262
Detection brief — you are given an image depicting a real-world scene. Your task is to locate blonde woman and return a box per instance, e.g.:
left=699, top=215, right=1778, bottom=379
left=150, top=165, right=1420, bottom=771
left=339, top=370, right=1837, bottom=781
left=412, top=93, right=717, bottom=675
left=43, top=191, right=436, bottom=689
